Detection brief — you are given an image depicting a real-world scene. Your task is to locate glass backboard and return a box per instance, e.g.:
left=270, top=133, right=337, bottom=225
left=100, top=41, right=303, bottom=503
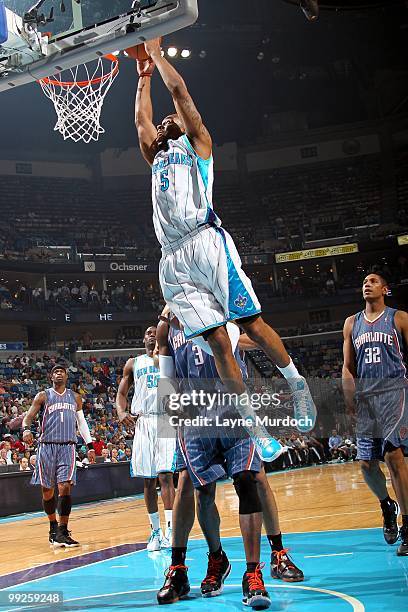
left=3, top=1, right=159, bottom=40
left=0, top=0, right=198, bottom=91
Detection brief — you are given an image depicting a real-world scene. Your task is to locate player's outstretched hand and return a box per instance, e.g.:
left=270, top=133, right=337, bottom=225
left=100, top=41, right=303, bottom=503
left=137, top=58, right=155, bottom=77
left=144, top=38, right=162, bottom=58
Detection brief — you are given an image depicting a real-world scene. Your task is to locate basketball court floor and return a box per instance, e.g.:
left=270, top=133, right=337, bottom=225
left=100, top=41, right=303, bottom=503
left=1, top=462, right=407, bottom=611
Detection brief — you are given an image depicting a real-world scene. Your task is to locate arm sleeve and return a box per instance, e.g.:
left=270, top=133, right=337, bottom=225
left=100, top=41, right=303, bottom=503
left=76, top=409, right=92, bottom=445
left=159, top=355, right=176, bottom=378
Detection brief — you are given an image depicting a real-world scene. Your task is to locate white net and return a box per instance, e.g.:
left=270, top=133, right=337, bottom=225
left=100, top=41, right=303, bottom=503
left=39, top=55, right=119, bottom=144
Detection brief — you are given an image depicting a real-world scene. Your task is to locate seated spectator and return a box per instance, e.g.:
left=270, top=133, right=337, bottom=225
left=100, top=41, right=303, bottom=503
left=0, top=438, right=13, bottom=464
left=92, top=434, right=106, bottom=456
left=328, top=429, right=349, bottom=462
left=117, top=442, right=126, bottom=460
left=19, top=457, right=31, bottom=471
left=101, top=448, right=111, bottom=462
left=11, top=450, right=20, bottom=464
left=29, top=454, right=36, bottom=470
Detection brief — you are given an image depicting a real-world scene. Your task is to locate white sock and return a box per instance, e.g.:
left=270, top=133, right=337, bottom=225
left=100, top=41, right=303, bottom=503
left=277, top=359, right=301, bottom=386
left=149, top=512, right=160, bottom=531
left=164, top=509, right=172, bottom=529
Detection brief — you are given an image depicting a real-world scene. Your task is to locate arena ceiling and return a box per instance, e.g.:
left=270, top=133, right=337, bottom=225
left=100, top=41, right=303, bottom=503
left=0, top=0, right=406, bottom=155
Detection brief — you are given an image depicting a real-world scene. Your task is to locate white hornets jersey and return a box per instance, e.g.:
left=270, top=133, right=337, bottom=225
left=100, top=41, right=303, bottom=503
left=151, top=134, right=221, bottom=246
left=131, top=354, right=160, bottom=416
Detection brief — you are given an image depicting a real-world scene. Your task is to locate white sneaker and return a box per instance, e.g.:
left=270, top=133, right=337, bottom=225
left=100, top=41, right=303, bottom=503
left=147, top=528, right=162, bottom=552
left=161, top=527, right=172, bottom=549
left=291, top=377, right=317, bottom=433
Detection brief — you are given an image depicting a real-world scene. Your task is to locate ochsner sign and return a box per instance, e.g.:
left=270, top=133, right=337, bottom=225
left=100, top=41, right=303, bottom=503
left=84, top=261, right=152, bottom=273
left=109, top=262, right=149, bottom=272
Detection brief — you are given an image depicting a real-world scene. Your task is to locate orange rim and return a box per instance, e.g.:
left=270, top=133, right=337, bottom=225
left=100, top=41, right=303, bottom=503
left=39, top=54, right=119, bottom=88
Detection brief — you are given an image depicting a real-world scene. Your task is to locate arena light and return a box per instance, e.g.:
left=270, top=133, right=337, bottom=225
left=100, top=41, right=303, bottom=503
left=181, top=49, right=191, bottom=59
left=167, top=47, right=178, bottom=58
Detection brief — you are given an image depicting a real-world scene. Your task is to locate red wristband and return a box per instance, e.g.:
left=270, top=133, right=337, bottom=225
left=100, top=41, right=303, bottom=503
left=139, top=73, right=152, bottom=78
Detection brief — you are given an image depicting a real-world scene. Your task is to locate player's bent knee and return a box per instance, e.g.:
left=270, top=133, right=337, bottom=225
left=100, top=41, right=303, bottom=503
left=177, top=470, right=194, bottom=497
left=57, top=495, right=72, bottom=517
left=203, top=326, right=230, bottom=355
left=158, top=472, right=173, bottom=484
left=196, top=482, right=216, bottom=508
left=233, top=471, right=262, bottom=515
left=384, top=445, right=404, bottom=469
left=144, top=478, right=157, bottom=489
left=42, top=487, right=54, bottom=500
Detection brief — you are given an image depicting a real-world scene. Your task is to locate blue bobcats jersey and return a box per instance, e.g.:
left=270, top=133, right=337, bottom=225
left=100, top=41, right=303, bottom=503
left=40, top=387, right=78, bottom=443
left=168, top=326, right=247, bottom=381
left=352, top=307, right=407, bottom=394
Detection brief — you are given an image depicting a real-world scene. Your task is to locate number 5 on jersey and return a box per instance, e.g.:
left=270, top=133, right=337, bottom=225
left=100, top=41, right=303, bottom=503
left=160, top=170, right=169, bottom=192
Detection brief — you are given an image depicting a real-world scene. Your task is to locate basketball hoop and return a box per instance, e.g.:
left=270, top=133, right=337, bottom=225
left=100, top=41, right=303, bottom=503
left=38, top=54, right=119, bottom=144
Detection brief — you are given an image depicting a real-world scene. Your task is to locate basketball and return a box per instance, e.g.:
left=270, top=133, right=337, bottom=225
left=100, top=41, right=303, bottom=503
left=125, top=38, right=162, bottom=61
left=125, top=44, right=151, bottom=62
left=8, top=415, right=24, bottom=431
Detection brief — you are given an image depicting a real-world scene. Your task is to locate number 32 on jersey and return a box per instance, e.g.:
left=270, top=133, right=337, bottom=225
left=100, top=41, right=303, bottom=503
left=364, top=347, right=381, bottom=364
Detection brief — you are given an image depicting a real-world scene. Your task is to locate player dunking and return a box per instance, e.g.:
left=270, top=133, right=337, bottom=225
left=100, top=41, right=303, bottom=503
left=342, top=269, right=408, bottom=555
left=132, top=38, right=316, bottom=459
left=22, top=365, right=94, bottom=547
left=116, top=326, right=176, bottom=551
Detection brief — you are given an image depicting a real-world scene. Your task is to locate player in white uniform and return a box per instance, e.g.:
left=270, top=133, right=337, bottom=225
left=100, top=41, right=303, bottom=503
left=116, top=326, right=176, bottom=551
left=133, top=39, right=316, bottom=465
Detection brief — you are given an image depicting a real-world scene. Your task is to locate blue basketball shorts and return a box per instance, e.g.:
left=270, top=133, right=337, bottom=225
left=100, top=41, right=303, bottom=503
left=356, top=388, right=408, bottom=461
left=31, top=442, right=77, bottom=488
left=177, top=429, right=261, bottom=489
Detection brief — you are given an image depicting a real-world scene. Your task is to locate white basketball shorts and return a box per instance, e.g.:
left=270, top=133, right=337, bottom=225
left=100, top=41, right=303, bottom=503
left=159, top=224, right=261, bottom=339
left=130, top=414, right=176, bottom=479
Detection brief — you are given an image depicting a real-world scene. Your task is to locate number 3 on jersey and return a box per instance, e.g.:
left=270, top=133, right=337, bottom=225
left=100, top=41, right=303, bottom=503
left=192, top=345, right=204, bottom=366
left=160, top=170, right=169, bottom=192
left=364, top=347, right=381, bottom=364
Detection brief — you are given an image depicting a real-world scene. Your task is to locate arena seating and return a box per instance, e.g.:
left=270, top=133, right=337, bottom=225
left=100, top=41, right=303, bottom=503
left=1, top=151, right=406, bottom=260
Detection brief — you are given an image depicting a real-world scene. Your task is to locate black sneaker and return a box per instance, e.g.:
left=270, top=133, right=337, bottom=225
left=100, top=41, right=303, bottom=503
left=382, top=499, right=400, bottom=545
left=53, top=525, right=80, bottom=548
left=48, top=521, right=58, bottom=547
left=157, top=565, right=190, bottom=605
left=271, top=549, right=304, bottom=582
left=397, top=526, right=408, bottom=556
left=201, top=550, right=231, bottom=597
left=242, top=564, right=271, bottom=609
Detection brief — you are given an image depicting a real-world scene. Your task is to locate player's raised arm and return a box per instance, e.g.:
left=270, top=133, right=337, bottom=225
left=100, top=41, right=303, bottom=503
left=116, top=358, right=137, bottom=428
left=134, top=57, right=158, bottom=166
left=22, top=391, right=45, bottom=445
left=342, top=315, right=357, bottom=414
left=145, top=38, right=212, bottom=159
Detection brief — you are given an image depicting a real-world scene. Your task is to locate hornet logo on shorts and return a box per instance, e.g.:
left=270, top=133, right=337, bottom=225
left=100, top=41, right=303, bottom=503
left=234, top=294, right=248, bottom=310
left=399, top=426, right=408, bottom=440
